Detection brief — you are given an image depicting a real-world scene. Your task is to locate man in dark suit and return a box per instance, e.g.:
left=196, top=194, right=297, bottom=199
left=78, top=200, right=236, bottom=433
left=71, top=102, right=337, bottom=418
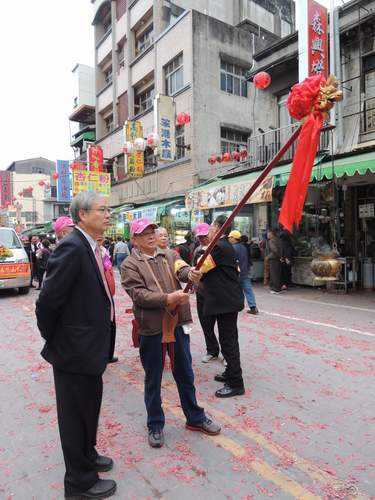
left=202, top=215, right=245, bottom=398
left=35, top=192, right=116, bottom=499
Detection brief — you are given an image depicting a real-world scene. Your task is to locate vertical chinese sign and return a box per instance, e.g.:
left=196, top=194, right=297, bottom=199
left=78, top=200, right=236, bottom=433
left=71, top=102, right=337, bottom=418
left=124, top=121, right=144, bottom=176
left=56, top=160, right=71, bottom=203
left=308, top=0, right=328, bottom=78
left=87, top=145, right=104, bottom=172
left=155, top=95, right=176, bottom=162
left=0, top=171, right=12, bottom=207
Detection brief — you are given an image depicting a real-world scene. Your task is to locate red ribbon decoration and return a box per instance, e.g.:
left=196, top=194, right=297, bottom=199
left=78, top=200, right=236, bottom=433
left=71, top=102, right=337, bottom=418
left=279, top=111, right=324, bottom=232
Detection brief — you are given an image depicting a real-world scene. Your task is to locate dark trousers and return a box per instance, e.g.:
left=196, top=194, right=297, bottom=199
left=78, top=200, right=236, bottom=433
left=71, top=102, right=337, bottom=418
left=196, top=293, right=219, bottom=356
left=53, top=368, right=102, bottom=495
left=216, top=312, right=244, bottom=389
left=139, top=327, right=206, bottom=431
left=269, top=258, right=282, bottom=292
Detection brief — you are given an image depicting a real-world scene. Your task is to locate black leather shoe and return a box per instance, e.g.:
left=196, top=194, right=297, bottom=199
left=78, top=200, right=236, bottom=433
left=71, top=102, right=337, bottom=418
left=214, top=371, right=227, bottom=383
left=107, top=356, right=118, bottom=364
left=215, top=385, right=245, bottom=398
left=65, top=478, right=117, bottom=499
left=94, top=454, right=113, bottom=472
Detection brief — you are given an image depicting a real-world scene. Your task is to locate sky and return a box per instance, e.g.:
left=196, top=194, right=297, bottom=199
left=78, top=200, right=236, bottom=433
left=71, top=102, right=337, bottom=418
left=0, top=0, right=349, bottom=171
left=0, top=0, right=94, bottom=170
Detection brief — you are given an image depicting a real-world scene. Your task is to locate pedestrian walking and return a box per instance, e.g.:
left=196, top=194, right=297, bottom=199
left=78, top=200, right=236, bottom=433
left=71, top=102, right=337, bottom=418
left=121, top=218, right=221, bottom=449
left=268, top=229, right=282, bottom=293
left=228, top=230, right=258, bottom=314
left=113, top=236, right=129, bottom=273
left=36, top=238, right=51, bottom=290
left=203, top=215, right=245, bottom=398
left=193, top=223, right=223, bottom=363
left=35, top=191, right=116, bottom=499
left=53, top=216, right=75, bottom=243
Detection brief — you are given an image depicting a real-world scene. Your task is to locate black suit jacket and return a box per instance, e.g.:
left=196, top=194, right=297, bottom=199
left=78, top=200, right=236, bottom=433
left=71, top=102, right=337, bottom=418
left=202, top=237, right=244, bottom=316
left=35, top=228, right=112, bottom=375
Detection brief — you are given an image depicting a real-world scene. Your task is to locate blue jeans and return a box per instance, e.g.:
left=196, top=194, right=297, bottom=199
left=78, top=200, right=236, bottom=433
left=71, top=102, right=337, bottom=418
left=139, top=327, right=206, bottom=431
left=116, top=253, right=127, bottom=273
left=240, top=275, right=257, bottom=308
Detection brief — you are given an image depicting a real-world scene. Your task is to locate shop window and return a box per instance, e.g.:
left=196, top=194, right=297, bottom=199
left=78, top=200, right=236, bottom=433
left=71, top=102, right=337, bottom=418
left=134, top=85, right=154, bottom=115
left=165, top=54, right=183, bottom=96
left=220, top=60, right=248, bottom=98
left=176, top=125, right=185, bottom=159
left=221, top=127, right=249, bottom=153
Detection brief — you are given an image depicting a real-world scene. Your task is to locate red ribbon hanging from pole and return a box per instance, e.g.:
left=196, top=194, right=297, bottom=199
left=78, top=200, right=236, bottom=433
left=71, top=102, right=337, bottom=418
left=278, top=111, right=324, bottom=232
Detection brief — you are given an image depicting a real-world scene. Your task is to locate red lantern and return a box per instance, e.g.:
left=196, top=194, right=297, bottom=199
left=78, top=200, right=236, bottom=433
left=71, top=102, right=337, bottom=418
left=38, top=180, right=45, bottom=187
left=240, top=148, right=248, bottom=159
left=232, top=151, right=240, bottom=161
left=27, top=186, right=33, bottom=193
left=176, top=112, right=190, bottom=126
left=52, top=172, right=59, bottom=180
left=18, top=192, right=23, bottom=197
left=253, top=71, right=271, bottom=90
left=146, top=133, right=160, bottom=148
left=208, top=155, right=217, bottom=165
left=222, top=152, right=231, bottom=162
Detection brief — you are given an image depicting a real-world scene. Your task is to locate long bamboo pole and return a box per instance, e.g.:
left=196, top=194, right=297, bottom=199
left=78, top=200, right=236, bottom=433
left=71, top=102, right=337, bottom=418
left=184, top=125, right=302, bottom=292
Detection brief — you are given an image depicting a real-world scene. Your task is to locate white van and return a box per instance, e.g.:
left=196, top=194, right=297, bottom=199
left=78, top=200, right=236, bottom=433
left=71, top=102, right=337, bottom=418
left=0, top=227, right=31, bottom=294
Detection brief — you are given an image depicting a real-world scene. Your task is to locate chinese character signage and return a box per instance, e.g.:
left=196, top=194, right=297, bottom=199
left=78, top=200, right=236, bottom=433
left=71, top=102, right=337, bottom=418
left=72, top=171, right=111, bottom=197
left=308, top=0, right=328, bottom=78
left=87, top=145, right=104, bottom=172
left=56, top=160, right=71, bottom=202
left=154, top=95, right=176, bottom=162
left=185, top=177, right=274, bottom=211
left=70, top=161, right=86, bottom=171
left=0, top=171, right=12, bottom=207
left=124, top=121, right=144, bottom=177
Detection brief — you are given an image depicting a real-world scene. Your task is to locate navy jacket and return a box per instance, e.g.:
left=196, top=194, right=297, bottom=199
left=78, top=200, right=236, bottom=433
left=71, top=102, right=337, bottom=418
left=35, top=228, right=112, bottom=375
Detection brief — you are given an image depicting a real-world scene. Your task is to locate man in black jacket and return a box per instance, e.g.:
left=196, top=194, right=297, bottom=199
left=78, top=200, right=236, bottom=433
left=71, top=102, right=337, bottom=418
left=35, top=192, right=116, bottom=499
left=202, top=215, right=245, bottom=398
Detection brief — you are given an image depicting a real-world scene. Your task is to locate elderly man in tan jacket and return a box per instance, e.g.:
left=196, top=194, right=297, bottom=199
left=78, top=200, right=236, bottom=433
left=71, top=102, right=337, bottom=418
left=122, top=218, right=221, bottom=448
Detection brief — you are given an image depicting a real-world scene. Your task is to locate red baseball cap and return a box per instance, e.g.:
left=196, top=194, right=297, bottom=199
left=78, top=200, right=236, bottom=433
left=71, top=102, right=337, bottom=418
left=195, top=223, right=210, bottom=237
left=130, top=218, right=158, bottom=236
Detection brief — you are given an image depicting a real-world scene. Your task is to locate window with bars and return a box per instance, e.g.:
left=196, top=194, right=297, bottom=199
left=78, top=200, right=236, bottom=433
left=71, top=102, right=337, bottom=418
left=135, top=25, right=154, bottom=56
left=220, top=60, right=248, bottom=97
left=104, top=114, right=114, bottom=134
left=165, top=54, right=183, bottom=96
left=176, top=125, right=185, bottom=159
left=104, top=66, right=113, bottom=85
left=220, top=127, right=249, bottom=153
left=134, top=86, right=155, bottom=115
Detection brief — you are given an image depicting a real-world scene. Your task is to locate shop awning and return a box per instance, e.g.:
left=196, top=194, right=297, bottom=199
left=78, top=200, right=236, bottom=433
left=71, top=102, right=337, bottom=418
left=274, top=151, right=375, bottom=186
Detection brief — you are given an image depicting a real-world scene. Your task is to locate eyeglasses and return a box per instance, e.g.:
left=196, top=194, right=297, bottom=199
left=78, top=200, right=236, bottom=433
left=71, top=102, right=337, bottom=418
left=87, top=207, right=112, bottom=215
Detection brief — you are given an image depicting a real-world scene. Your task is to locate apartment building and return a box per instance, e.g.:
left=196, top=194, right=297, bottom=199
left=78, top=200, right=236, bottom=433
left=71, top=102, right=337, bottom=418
left=90, top=0, right=295, bottom=210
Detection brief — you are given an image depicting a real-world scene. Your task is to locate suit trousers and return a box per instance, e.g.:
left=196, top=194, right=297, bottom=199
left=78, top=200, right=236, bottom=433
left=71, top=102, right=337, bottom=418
left=269, top=258, right=282, bottom=292
left=216, top=312, right=244, bottom=389
left=53, top=368, right=103, bottom=495
left=196, top=293, right=219, bottom=356
left=139, top=327, right=206, bottom=432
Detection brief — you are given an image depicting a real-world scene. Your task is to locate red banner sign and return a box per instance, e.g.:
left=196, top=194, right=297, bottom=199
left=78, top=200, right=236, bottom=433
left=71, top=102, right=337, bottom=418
left=0, top=171, right=12, bottom=207
left=0, top=263, right=30, bottom=279
left=87, top=146, right=104, bottom=172
left=308, top=0, right=328, bottom=78
left=71, top=161, right=86, bottom=171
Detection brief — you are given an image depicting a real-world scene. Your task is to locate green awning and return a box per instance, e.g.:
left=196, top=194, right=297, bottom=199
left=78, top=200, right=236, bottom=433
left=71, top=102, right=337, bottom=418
left=274, top=151, right=375, bottom=186
left=70, top=131, right=96, bottom=147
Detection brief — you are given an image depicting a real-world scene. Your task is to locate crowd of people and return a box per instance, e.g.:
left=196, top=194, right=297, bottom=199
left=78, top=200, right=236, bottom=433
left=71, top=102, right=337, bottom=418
left=31, top=192, right=296, bottom=499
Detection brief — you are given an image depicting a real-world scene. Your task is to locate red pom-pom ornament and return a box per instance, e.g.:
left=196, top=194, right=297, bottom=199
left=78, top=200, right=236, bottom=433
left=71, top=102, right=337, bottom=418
left=176, top=112, right=190, bottom=126
left=253, top=72, right=271, bottom=90
left=287, top=75, right=324, bottom=121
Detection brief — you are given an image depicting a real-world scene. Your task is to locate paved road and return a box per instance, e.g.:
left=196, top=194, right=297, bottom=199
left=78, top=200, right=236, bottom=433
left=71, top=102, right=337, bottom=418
left=0, top=280, right=374, bottom=499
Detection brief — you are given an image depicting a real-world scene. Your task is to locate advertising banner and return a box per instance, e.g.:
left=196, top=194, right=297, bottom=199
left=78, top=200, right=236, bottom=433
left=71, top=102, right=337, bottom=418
left=0, top=171, right=12, bottom=207
left=124, top=121, right=144, bottom=177
left=56, top=160, right=71, bottom=202
left=154, top=94, right=176, bottom=162
left=185, top=176, right=274, bottom=211
left=87, top=145, right=104, bottom=172
left=0, top=263, right=30, bottom=279
left=72, top=171, right=111, bottom=197
left=308, top=0, right=328, bottom=78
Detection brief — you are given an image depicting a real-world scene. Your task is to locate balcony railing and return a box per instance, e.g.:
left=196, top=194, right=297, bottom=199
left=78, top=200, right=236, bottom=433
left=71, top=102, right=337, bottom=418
left=247, top=123, right=332, bottom=170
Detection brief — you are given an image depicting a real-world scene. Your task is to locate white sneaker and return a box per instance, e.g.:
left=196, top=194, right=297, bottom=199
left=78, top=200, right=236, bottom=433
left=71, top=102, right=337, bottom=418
left=201, top=354, right=217, bottom=363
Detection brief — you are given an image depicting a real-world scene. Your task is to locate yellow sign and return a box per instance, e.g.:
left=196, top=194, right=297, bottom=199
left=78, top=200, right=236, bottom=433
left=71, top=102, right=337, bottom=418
left=72, top=171, right=111, bottom=197
left=124, top=121, right=144, bottom=177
